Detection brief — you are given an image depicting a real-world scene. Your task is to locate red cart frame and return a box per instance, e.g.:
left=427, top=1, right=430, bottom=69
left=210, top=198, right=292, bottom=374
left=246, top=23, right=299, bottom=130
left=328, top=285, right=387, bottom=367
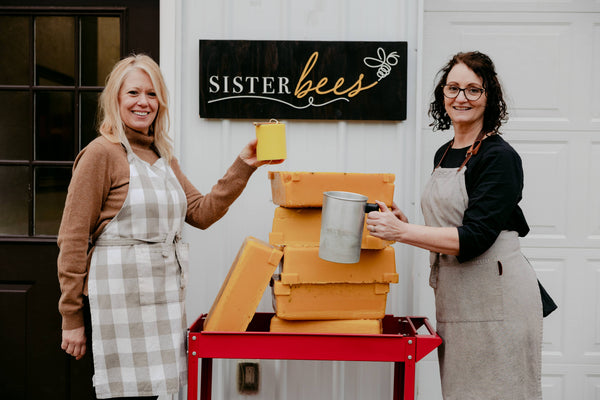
left=187, top=313, right=441, bottom=400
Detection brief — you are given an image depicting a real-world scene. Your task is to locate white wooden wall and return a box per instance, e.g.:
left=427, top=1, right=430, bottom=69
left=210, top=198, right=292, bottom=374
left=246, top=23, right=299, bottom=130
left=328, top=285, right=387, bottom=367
left=159, top=0, right=600, bottom=399
left=163, top=1, right=421, bottom=399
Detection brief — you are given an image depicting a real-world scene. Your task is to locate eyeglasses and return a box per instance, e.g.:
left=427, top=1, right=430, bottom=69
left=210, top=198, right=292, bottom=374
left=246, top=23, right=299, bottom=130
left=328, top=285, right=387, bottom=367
left=442, top=85, right=485, bottom=101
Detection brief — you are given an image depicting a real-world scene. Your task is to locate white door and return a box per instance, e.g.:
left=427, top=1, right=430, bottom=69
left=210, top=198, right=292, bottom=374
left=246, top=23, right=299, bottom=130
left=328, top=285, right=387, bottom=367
left=417, top=2, right=600, bottom=399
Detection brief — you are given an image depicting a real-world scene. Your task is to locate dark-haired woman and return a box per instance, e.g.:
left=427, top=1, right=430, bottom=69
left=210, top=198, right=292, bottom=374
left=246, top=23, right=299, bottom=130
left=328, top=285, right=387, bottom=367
left=367, top=51, right=542, bottom=399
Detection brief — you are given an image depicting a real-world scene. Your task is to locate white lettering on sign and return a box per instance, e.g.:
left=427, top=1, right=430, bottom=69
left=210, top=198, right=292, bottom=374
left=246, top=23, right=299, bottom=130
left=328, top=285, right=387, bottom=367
left=209, top=76, right=291, bottom=95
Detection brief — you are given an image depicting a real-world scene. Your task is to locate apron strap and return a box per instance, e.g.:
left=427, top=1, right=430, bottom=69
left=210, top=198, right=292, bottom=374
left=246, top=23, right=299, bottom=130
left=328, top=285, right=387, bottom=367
left=458, top=131, right=485, bottom=171
left=433, top=140, right=454, bottom=170
left=95, top=232, right=180, bottom=247
left=95, top=237, right=163, bottom=246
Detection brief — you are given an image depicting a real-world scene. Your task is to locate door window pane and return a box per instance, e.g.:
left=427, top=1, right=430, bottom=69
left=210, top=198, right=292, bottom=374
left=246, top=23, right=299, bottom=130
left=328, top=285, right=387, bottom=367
left=0, top=16, right=30, bottom=85
left=36, top=16, right=75, bottom=86
left=80, top=91, right=100, bottom=148
left=81, top=16, right=121, bottom=86
left=36, top=91, right=75, bottom=161
left=0, top=166, right=29, bottom=235
left=34, top=167, right=71, bottom=235
left=0, top=92, right=31, bottom=160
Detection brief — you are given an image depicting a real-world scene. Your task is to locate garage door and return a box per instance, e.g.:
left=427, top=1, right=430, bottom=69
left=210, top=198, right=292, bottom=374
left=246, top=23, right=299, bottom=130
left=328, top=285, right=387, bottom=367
left=417, top=2, right=600, bottom=399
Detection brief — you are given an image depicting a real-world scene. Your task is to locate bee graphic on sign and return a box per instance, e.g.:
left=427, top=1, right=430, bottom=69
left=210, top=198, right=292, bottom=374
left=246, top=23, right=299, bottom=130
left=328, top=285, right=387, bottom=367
left=363, top=47, right=400, bottom=81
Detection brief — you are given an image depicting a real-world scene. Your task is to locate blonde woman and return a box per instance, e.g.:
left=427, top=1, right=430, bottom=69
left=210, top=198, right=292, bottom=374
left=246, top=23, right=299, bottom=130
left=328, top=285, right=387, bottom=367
left=57, top=54, right=276, bottom=399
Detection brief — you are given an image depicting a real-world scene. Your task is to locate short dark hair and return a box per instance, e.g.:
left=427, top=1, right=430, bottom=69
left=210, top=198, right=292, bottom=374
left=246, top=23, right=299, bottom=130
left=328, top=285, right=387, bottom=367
left=428, top=51, right=508, bottom=135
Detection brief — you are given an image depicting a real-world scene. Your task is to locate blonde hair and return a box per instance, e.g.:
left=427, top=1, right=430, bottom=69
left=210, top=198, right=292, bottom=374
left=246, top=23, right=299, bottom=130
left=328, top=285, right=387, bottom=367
left=98, top=54, right=173, bottom=161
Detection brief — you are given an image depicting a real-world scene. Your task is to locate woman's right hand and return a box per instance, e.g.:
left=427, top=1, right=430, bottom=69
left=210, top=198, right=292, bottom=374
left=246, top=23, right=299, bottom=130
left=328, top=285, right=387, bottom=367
left=61, top=326, right=86, bottom=360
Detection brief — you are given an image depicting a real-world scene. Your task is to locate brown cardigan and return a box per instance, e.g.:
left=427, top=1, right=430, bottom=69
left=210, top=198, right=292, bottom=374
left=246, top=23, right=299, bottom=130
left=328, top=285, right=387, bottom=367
left=57, top=130, right=256, bottom=330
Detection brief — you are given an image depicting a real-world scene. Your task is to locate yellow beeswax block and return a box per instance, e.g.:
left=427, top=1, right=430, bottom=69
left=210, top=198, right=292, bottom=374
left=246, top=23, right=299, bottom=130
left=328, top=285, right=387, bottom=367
left=272, top=281, right=389, bottom=320
left=204, top=237, right=283, bottom=332
left=255, top=121, right=286, bottom=161
left=279, top=246, right=398, bottom=285
left=269, top=316, right=382, bottom=334
left=269, top=206, right=393, bottom=249
left=268, top=171, right=395, bottom=207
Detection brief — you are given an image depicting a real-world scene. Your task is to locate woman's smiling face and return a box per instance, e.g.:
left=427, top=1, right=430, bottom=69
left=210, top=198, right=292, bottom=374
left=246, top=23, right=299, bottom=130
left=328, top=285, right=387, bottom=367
left=118, top=69, right=158, bottom=134
left=444, top=63, right=487, bottom=130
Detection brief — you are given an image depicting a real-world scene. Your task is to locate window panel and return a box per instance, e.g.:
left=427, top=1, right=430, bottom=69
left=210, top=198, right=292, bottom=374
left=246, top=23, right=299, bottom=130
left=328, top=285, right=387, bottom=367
left=0, top=16, right=30, bottom=85
left=81, top=16, right=121, bottom=86
left=80, top=91, right=100, bottom=148
left=0, top=10, right=126, bottom=238
left=0, top=92, right=31, bottom=160
left=36, top=16, right=75, bottom=86
left=0, top=166, right=29, bottom=235
left=34, top=167, right=71, bottom=236
left=36, top=91, right=75, bottom=161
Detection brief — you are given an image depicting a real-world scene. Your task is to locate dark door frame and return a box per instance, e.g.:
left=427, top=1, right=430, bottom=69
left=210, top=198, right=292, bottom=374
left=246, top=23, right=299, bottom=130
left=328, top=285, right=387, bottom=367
left=0, top=2, right=159, bottom=398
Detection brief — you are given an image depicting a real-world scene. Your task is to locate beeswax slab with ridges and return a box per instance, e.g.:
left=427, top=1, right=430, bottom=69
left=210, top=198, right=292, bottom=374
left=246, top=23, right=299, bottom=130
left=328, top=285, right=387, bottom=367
left=269, top=316, right=382, bottom=334
left=204, top=237, right=283, bottom=332
left=269, top=207, right=393, bottom=249
left=280, top=246, right=398, bottom=284
left=272, top=281, right=389, bottom=320
left=268, top=171, right=395, bottom=207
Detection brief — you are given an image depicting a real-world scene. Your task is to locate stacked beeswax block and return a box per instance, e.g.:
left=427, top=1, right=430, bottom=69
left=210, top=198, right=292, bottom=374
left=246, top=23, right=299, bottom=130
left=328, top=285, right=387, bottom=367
left=204, top=236, right=283, bottom=332
left=267, top=171, right=398, bottom=335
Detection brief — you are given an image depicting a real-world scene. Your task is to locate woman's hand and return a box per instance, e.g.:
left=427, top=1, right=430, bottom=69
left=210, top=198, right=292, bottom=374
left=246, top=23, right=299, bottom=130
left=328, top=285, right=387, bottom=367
left=367, top=200, right=460, bottom=255
left=389, top=201, right=408, bottom=223
left=61, top=326, right=87, bottom=360
left=365, top=201, right=408, bottom=241
left=239, top=138, right=284, bottom=168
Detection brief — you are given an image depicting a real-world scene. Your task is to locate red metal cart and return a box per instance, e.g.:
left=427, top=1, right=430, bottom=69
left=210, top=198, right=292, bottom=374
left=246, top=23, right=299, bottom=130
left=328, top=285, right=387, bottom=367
left=187, top=312, right=441, bottom=400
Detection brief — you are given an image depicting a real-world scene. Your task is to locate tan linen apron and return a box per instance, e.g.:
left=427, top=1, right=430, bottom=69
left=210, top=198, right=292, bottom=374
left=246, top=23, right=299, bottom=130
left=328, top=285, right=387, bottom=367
left=421, top=157, right=542, bottom=399
left=88, top=139, right=189, bottom=399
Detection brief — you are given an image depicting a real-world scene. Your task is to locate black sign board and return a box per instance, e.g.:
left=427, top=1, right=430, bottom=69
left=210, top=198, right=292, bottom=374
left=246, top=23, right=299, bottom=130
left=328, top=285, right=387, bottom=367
left=199, top=40, right=407, bottom=121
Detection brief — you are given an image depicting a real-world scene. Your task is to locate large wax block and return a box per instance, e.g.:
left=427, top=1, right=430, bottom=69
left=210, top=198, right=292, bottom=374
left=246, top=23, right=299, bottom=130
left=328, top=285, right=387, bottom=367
left=268, top=171, right=395, bottom=207
left=204, top=237, right=283, bottom=332
left=272, top=281, right=389, bottom=320
left=269, top=316, right=382, bottom=334
left=269, top=207, right=393, bottom=249
left=279, top=246, right=398, bottom=285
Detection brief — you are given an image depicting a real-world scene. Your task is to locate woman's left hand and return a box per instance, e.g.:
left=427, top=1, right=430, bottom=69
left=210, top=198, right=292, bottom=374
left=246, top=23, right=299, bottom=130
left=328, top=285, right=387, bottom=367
left=239, top=138, right=284, bottom=168
left=365, top=200, right=407, bottom=241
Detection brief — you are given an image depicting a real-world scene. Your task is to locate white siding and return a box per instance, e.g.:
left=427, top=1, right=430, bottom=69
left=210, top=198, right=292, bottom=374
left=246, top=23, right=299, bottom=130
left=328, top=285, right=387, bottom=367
left=164, top=1, right=421, bottom=399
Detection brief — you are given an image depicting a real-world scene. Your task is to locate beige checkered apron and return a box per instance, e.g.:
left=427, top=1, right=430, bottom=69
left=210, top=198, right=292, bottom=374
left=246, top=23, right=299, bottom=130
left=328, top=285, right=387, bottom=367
left=421, top=164, right=542, bottom=400
left=88, top=139, right=189, bottom=398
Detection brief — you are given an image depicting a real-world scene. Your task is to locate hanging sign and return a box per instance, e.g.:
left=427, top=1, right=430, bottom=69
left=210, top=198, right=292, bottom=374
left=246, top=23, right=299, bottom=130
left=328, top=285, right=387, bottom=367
left=199, top=40, right=407, bottom=121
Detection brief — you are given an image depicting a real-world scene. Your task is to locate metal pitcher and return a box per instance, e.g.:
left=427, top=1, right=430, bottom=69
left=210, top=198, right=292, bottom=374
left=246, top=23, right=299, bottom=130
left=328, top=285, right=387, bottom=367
left=319, top=191, right=379, bottom=264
